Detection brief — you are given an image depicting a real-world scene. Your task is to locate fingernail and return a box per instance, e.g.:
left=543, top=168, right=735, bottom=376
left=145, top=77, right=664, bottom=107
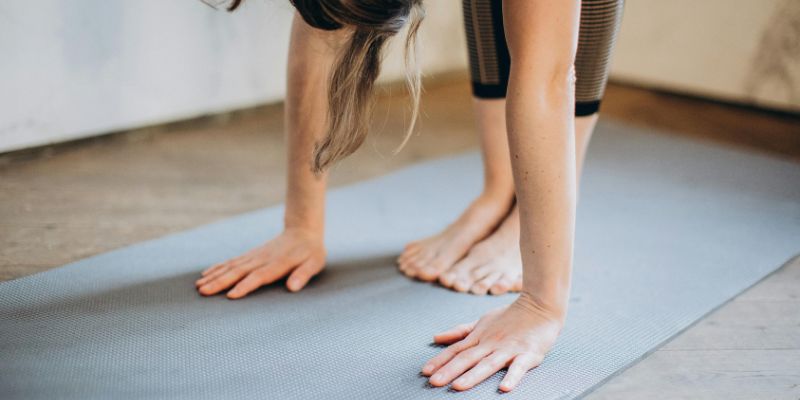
left=421, top=364, right=432, bottom=374
left=431, top=373, right=442, bottom=382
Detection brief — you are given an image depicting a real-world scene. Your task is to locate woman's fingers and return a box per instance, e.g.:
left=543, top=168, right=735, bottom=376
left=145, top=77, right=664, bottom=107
left=195, top=264, right=233, bottom=287
left=451, top=351, right=513, bottom=391
left=422, top=336, right=476, bottom=376
left=202, top=254, right=247, bottom=276
left=428, top=345, right=492, bottom=387
left=197, top=230, right=327, bottom=299
left=225, top=258, right=295, bottom=299
left=197, top=256, right=251, bottom=286
left=499, top=352, right=543, bottom=392
left=422, top=300, right=561, bottom=392
left=196, top=257, right=247, bottom=287
left=196, top=268, right=223, bottom=287
left=432, top=322, right=476, bottom=345
left=199, top=262, right=231, bottom=281
left=201, top=261, right=227, bottom=276
left=198, top=265, right=251, bottom=296
left=226, top=268, right=271, bottom=299
left=286, top=258, right=324, bottom=292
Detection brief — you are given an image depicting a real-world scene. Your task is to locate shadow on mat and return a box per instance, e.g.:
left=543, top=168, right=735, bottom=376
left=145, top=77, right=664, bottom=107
left=3, top=253, right=421, bottom=322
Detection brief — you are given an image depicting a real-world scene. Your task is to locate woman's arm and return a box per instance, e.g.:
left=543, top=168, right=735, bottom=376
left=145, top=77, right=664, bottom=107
left=196, top=13, right=349, bottom=298
left=284, top=12, right=343, bottom=234
left=422, top=0, right=580, bottom=392
left=505, top=0, right=579, bottom=316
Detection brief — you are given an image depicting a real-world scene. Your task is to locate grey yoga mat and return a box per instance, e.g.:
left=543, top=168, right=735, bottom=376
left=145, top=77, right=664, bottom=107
left=1, top=120, right=799, bottom=399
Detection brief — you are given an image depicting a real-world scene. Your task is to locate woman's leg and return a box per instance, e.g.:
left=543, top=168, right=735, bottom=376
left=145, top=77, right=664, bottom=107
left=400, top=0, right=616, bottom=292
left=438, top=113, right=598, bottom=294
left=397, top=98, right=515, bottom=281
left=437, top=0, right=618, bottom=295
left=397, top=0, right=516, bottom=282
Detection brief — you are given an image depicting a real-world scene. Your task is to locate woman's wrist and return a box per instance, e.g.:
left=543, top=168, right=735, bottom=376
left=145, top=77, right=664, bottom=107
left=515, top=291, right=568, bottom=324
left=283, top=203, right=325, bottom=235
left=283, top=219, right=324, bottom=238
left=519, top=272, right=571, bottom=322
left=520, top=255, right=572, bottom=317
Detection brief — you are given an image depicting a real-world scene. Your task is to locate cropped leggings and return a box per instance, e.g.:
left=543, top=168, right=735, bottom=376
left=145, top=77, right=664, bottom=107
left=463, top=0, right=624, bottom=116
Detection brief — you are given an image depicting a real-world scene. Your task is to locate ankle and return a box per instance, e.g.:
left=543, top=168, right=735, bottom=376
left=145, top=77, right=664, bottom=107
left=476, top=182, right=514, bottom=206
left=455, top=194, right=513, bottom=234
left=481, top=184, right=514, bottom=209
left=468, top=193, right=511, bottom=218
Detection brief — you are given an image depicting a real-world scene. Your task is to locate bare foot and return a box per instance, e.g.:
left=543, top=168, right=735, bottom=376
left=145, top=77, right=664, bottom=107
left=438, top=205, right=522, bottom=295
left=397, top=193, right=512, bottom=282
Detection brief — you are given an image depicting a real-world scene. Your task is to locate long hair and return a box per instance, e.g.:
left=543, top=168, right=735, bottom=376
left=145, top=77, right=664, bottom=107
left=225, top=0, right=425, bottom=173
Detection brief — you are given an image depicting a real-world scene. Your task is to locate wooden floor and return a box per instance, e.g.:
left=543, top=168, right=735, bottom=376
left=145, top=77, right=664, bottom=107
left=1, top=74, right=799, bottom=399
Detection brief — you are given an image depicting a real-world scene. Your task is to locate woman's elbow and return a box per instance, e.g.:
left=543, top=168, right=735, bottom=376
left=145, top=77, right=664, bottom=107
left=550, top=64, right=576, bottom=92
left=508, top=62, right=576, bottom=104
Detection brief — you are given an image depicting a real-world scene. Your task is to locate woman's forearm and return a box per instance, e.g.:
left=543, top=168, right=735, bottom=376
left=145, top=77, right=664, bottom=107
left=507, top=75, right=576, bottom=315
left=504, top=1, right=580, bottom=316
left=195, top=14, right=345, bottom=298
left=283, top=13, right=348, bottom=233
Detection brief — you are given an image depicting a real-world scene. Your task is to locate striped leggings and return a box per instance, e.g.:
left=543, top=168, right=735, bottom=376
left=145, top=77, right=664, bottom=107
left=463, top=0, right=624, bottom=116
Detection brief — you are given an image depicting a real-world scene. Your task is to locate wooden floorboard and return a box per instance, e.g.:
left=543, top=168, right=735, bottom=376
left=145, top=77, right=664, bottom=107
left=1, top=75, right=798, bottom=398
left=586, top=258, right=800, bottom=400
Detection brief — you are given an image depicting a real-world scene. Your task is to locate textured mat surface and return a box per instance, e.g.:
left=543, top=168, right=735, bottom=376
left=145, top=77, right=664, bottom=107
left=2, top=120, right=799, bottom=399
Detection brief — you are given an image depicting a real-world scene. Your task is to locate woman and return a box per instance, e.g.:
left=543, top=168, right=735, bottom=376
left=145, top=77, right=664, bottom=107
left=196, top=0, right=623, bottom=392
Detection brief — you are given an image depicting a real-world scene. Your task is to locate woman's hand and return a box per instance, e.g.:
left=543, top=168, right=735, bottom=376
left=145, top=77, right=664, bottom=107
left=421, top=293, right=564, bottom=392
left=195, top=228, right=326, bottom=299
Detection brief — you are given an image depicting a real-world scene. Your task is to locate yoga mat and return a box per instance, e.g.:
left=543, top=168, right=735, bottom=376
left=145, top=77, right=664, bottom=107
left=1, top=120, right=799, bottom=399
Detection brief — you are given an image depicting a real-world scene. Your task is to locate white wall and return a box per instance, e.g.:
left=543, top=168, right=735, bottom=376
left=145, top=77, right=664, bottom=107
left=611, top=0, right=800, bottom=113
left=0, top=0, right=465, bottom=153
left=2, top=0, right=797, bottom=153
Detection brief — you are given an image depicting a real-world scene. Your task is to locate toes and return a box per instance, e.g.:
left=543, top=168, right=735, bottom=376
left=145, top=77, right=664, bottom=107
left=463, top=266, right=492, bottom=295
left=403, top=241, right=422, bottom=253
left=439, top=271, right=457, bottom=287
left=468, top=281, right=490, bottom=295
left=511, top=277, right=523, bottom=292
left=470, top=265, right=493, bottom=281
left=398, top=252, right=418, bottom=272
left=470, top=271, right=503, bottom=295
left=489, top=273, right=517, bottom=295
left=398, top=244, right=422, bottom=263
left=452, top=277, right=473, bottom=293
left=440, top=256, right=479, bottom=289
left=400, top=253, right=430, bottom=278
left=417, top=259, right=450, bottom=282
